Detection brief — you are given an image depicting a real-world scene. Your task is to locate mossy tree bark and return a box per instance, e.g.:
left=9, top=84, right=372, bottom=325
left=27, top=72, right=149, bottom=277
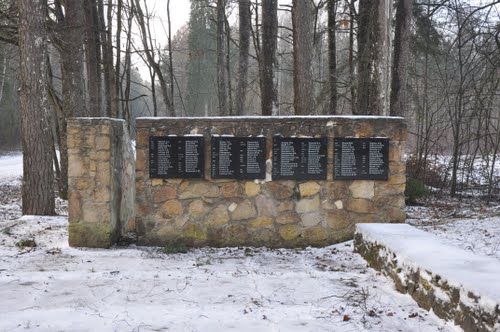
left=18, top=0, right=55, bottom=215
left=236, top=0, right=251, bottom=116
left=260, top=0, right=278, bottom=116
left=292, top=0, right=314, bottom=115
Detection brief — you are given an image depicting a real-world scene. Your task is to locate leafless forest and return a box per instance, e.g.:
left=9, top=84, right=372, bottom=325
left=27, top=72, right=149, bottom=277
left=0, top=0, right=499, bottom=212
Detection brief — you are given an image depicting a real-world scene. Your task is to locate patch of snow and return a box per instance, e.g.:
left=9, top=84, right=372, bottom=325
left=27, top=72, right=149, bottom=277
left=0, top=153, right=23, bottom=179
left=417, top=217, right=500, bottom=261
left=357, top=223, right=500, bottom=314
left=74, top=117, right=125, bottom=122
left=130, top=140, right=136, bottom=156
left=406, top=199, right=500, bottom=262
left=137, top=115, right=405, bottom=121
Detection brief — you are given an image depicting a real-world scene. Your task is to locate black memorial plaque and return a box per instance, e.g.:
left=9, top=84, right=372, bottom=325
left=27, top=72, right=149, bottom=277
left=272, top=136, right=327, bottom=180
left=149, top=136, right=204, bottom=179
left=333, top=138, right=389, bottom=180
left=211, top=136, right=266, bottom=179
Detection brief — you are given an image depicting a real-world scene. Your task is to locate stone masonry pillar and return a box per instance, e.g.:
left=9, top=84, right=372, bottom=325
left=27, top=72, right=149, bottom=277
left=67, top=118, right=135, bottom=248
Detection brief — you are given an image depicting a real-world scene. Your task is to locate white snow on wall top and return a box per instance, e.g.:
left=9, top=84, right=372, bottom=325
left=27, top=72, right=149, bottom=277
left=137, top=115, right=405, bottom=121
left=72, top=117, right=126, bottom=123
left=356, top=223, right=500, bottom=306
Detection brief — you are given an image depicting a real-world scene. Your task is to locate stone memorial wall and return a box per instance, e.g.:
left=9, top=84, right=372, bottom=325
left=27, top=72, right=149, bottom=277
left=135, top=116, right=407, bottom=248
left=68, top=118, right=135, bottom=248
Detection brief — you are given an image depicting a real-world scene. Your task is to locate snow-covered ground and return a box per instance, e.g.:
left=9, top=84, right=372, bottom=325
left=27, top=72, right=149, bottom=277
left=412, top=154, right=500, bottom=198
left=0, top=152, right=23, bottom=221
left=0, top=152, right=22, bottom=179
left=0, top=223, right=459, bottom=331
left=408, top=203, right=500, bottom=261
left=0, top=216, right=459, bottom=332
left=1, top=152, right=498, bottom=331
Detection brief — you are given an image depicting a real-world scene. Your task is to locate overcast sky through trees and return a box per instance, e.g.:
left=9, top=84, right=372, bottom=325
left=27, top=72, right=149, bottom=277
left=138, top=0, right=294, bottom=78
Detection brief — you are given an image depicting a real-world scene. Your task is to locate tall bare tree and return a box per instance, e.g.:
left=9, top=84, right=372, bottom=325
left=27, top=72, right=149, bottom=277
left=224, top=13, right=233, bottom=115
left=216, top=0, right=228, bottom=115
left=348, top=0, right=356, bottom=114
left=356, top=0, right=391, bottom=115
left=83, top=0, right=102, bottom=117
left=52, top=0, right=88, bottom=199
left=18, top=0, right=55, bottom=215
left=260, top=0, right=278, bottom=116
left=115, top=0, right=123, bottom=118
left=357, top=0, right=380, bottom=115
left=292, top=0, right=314, bottom=115
left=96, top=0, right=108, bottom=115
left=167, top=0, right=175, bottom=113
left=106, top=0, right=118, bottom=117
left=328, top=0, right=338, bottom=114
left=121, top=0, right=135, bottom=129
left=390, top=0, right=412, bottom=116
left=236, top=0, right=251, bottom=115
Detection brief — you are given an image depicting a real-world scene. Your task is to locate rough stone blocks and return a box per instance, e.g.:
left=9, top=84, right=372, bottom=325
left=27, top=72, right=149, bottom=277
left=135, top=116, right=407, bottom=248
left=68, top=118, right=135, bottom=248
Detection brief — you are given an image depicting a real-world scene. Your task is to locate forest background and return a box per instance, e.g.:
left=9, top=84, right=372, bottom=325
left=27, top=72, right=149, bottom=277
left=0, top=0, right=499, bottom=213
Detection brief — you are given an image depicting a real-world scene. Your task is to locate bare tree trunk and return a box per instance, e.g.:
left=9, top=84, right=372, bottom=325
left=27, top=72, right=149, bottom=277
left=292, top=0, right=314, bottom=115
left=148, top=70, right=158, bottom=116
left=123, top=52, right=132, bottom=131
left=216, top=0, right=228, bottom=116
left=0, top=52, right=7, bottom=104
left=225, top=15, right=233, bottom=115
left=96, top=0, right=117, bottom=117
left=167, top=0, right=175, bottom=113
left=56, top=0, right=88, bottom=200
left=97, top=0, right=111, bottom=116
left=260, top=0, right=278, bottom=116
left=328, top=0, right=337, bottom=114
left=487, top=121, right=500, bottom=201
left=357, top=0, right=392, bottom=115
left=18, top=0, right=55, bottom=215
left=123, top=0, right=134, bottom=130
left=106, top=0, right=118, bottom=117
left=60, top=0, right=87, bottom=118
left=115, top=0, right=123, bottom=118
left=236, top=0, right=250, bottom=116
left=84, top=0, right=102, bottom=117
left=357, top=0, right=380, bottom=115
left=47, top=56, right=62, bottom=199
left=390, top=0, right=412, bottom=117
left=348, top=0, right=355, bottom=114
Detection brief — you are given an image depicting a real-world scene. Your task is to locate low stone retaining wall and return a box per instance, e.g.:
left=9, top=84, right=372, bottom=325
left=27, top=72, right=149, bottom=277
left=68, top=118, right=135, bottom=248
left=135, top=116, right=406, bottom=247
left=354, top=223, right=500, bottom=332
